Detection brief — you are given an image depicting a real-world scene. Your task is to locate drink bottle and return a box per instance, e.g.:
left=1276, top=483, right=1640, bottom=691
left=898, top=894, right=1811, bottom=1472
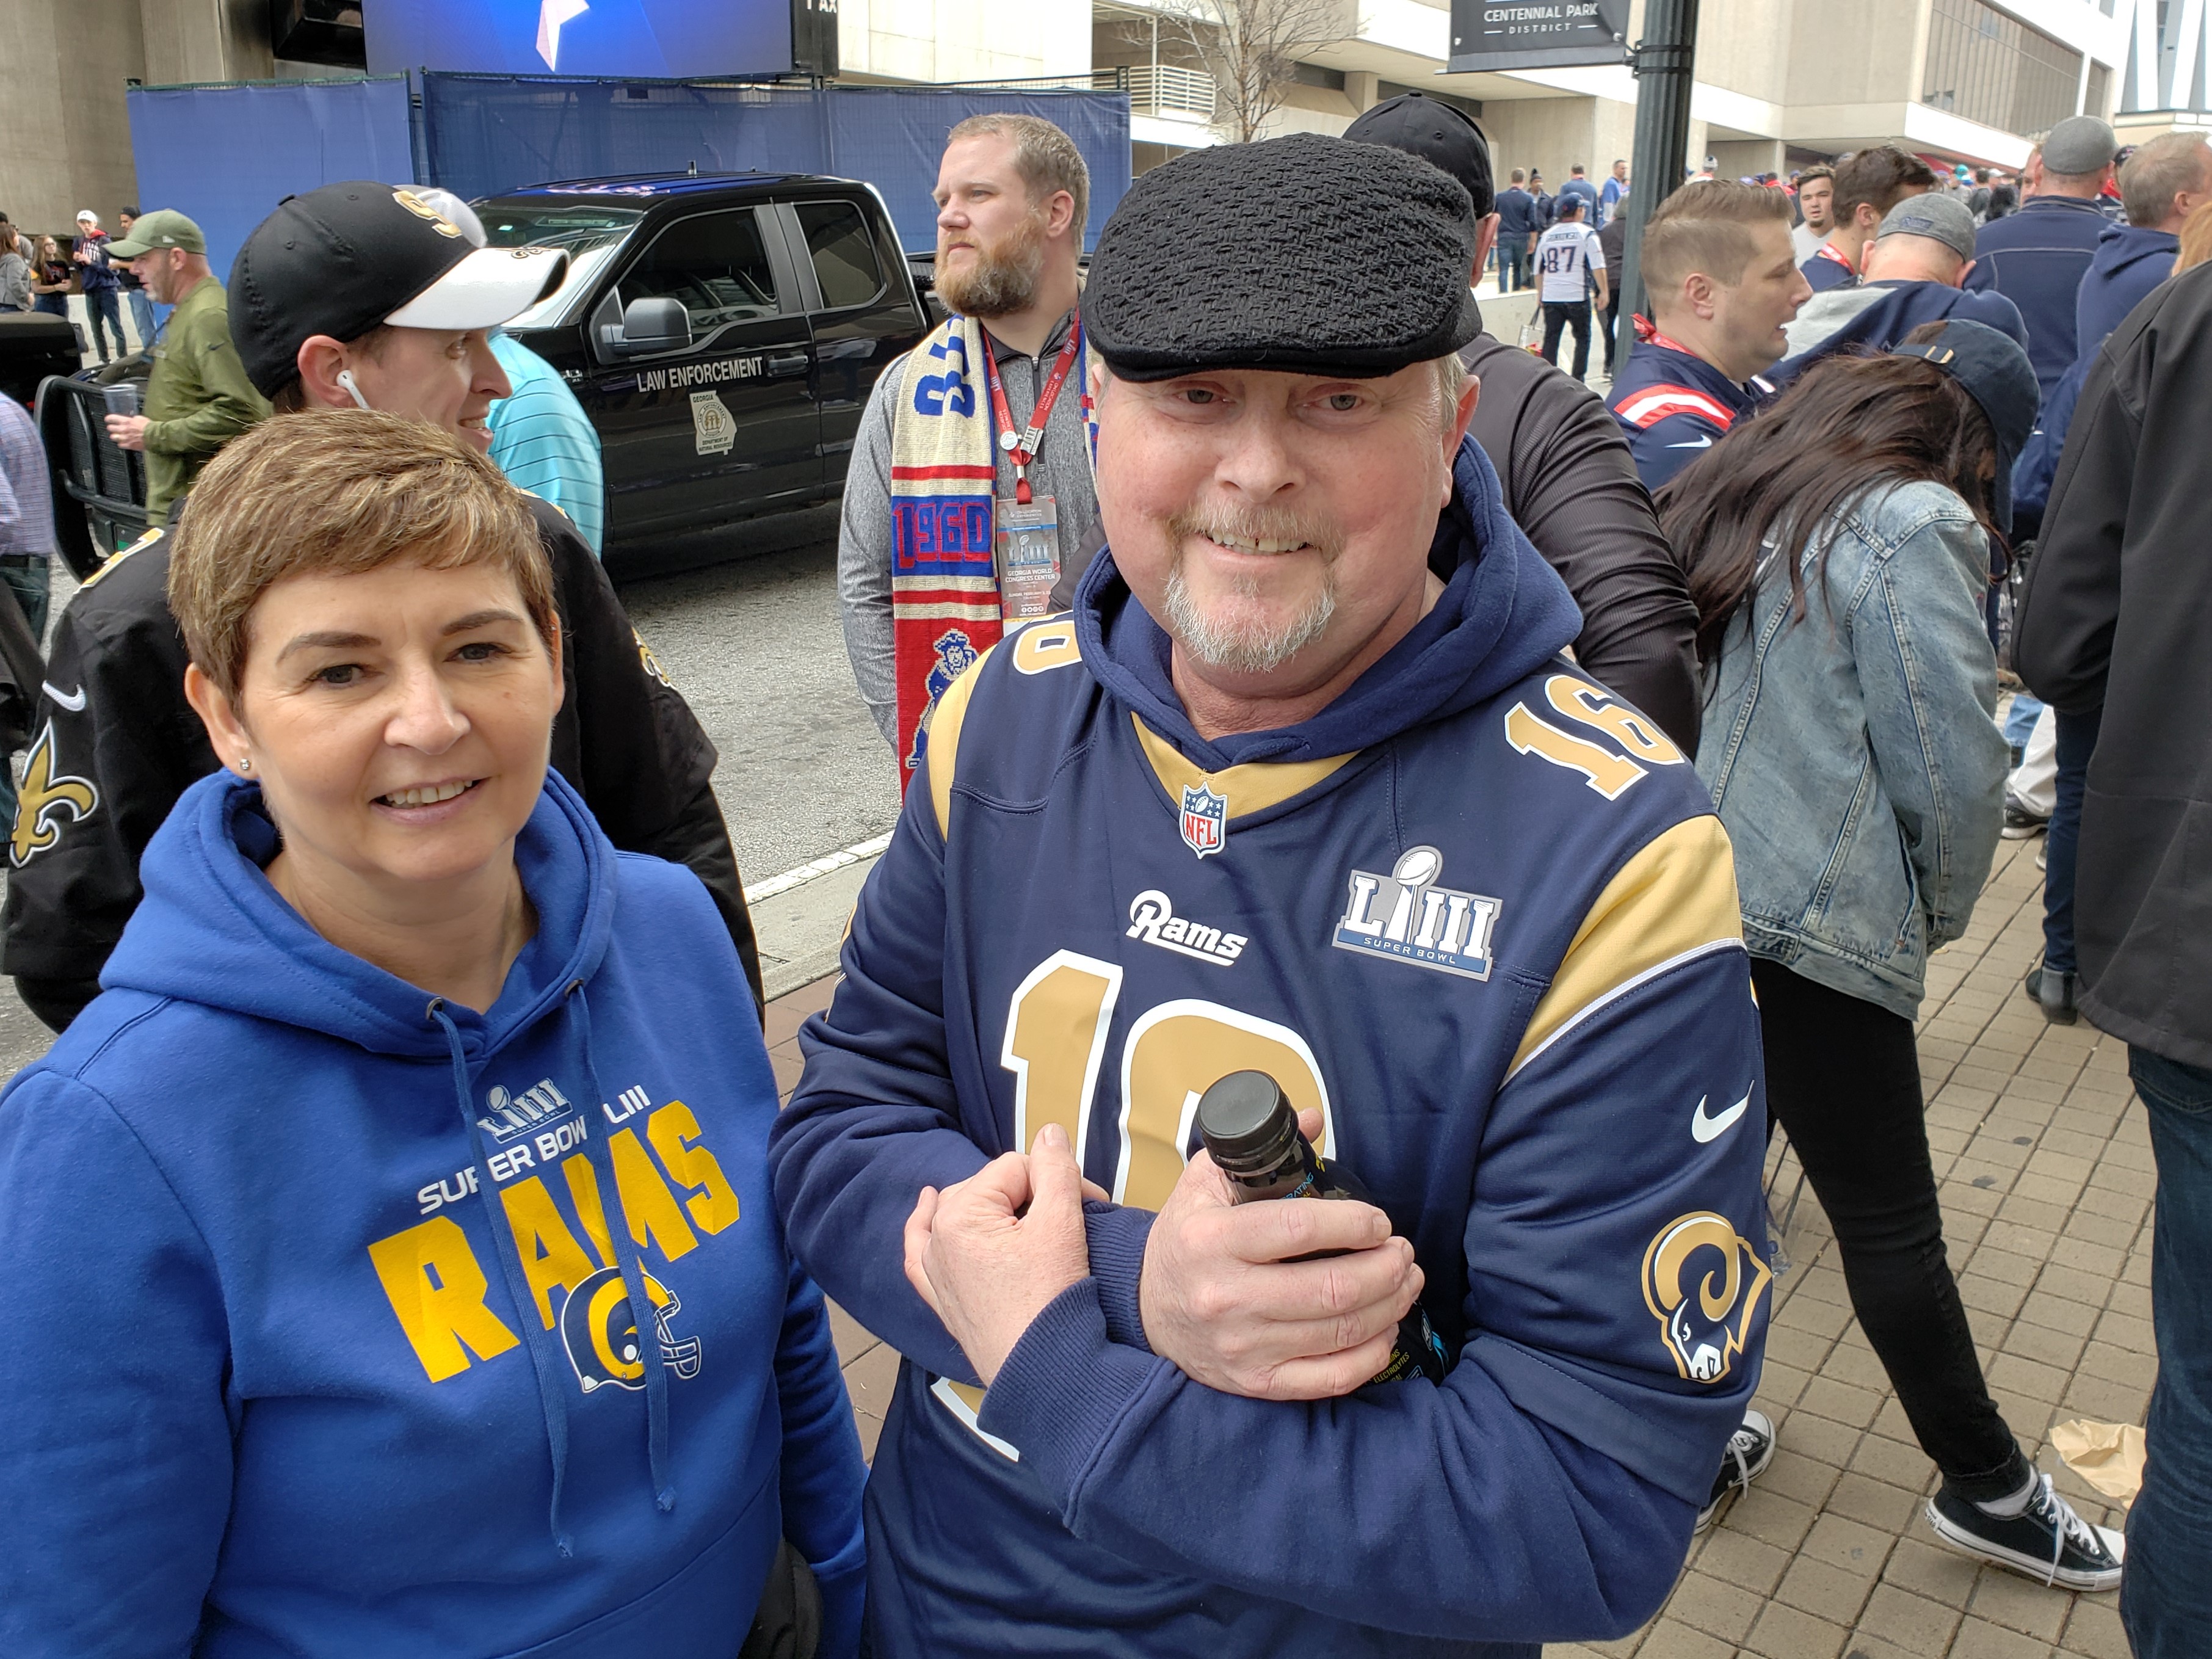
left=1194, top=1069, right=1450, bottom=1385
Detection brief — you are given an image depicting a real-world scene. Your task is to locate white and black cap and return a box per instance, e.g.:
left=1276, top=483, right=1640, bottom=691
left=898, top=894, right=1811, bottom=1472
left=229, top=181, right=568, bottom=399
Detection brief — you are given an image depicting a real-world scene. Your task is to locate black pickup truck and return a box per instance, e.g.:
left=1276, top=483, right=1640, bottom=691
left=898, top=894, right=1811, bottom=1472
left=480, top=171, right=930, bottom=563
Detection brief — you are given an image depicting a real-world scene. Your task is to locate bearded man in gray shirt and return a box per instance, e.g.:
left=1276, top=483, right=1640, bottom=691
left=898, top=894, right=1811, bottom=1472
left=838, top=114, right=1098, bottom=771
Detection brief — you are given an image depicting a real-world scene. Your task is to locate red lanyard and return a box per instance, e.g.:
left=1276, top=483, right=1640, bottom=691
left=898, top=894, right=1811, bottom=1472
left=1816, top=242, right=1856, bottom=273
left=981, top=319, right=1082, bottom=506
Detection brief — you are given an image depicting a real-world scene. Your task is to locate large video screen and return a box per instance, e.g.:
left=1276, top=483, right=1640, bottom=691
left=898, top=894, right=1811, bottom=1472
left=365, top=0, right=793, bottom=78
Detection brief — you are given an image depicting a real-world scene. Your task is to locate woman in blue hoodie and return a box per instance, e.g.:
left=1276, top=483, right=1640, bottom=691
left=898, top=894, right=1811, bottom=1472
left=0, top=411, right=866, bottom=1657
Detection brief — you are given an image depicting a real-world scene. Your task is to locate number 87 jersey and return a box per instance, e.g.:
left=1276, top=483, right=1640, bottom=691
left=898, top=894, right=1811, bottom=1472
left=772, top=477, right=1772, bottom=1659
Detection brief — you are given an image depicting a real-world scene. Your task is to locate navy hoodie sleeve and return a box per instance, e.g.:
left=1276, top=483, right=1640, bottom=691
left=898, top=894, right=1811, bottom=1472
left=772, top=1255, right=869, bottom=1659
left=0, top=1071, right=233, bottom=1655
left=770, top=703, right=1160, bottom=1386
left=973, top=831, right=1769, bottom=1644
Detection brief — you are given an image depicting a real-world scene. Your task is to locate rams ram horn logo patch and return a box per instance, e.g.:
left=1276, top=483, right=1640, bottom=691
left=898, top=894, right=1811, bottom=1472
left=559, top=1266, right=702, bottom=1395
left=1641, top=1211, right=1771, bottom=1384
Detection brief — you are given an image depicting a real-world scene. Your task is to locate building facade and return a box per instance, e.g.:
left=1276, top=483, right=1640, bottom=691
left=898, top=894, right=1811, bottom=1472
left=1059, top=0, right=2130, bottom=186
left=0, top=0, right=2138, bottom=253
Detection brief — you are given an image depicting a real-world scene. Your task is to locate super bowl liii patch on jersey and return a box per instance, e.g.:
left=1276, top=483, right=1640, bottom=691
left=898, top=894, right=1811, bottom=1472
left=1332, top=846, right=1501, bottom=980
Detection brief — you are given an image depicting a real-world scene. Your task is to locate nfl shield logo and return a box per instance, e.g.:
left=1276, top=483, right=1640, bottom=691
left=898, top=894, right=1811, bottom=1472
left=1180, top=783, right=1227, bottom=859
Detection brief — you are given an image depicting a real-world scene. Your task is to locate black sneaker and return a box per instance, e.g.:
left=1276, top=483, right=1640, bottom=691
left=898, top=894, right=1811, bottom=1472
left=2002, top=799, right=2051, bottom=839
left=1696, top=1407, right=1775, bottom=1532
left=2023, top=961, right=2078, bottom=1025
left=1926, top=1475, right=2123, bottom=1592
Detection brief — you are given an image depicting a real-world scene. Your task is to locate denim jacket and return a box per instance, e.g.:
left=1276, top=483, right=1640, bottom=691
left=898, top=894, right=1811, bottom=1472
left=1698, top=479, right=2007, bottom=1020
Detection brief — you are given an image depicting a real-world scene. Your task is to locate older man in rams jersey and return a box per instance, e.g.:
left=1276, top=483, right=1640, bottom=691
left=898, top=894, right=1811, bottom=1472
left=772, top=134, right=1772, bottom=1656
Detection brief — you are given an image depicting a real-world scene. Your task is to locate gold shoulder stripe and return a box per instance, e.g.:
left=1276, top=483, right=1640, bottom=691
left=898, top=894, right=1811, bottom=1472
left=927, top=641, right=996, bottom=841
left=1507, top=815, right=1745, bottom=1080
left=1131, top=716, right=1357, bottom=821
left=81, top=525, right=163, bottom=589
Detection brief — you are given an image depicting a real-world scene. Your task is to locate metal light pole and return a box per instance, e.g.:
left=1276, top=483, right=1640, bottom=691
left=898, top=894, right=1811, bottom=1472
left=1614, top=0, right=1702, bottom=365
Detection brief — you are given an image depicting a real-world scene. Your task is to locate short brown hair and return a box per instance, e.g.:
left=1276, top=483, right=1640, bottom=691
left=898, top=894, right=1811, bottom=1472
left=168, top=409, right=556, bottom=702
left=1796, top=164, right=1835, bottom=189
left=2121, top=133, right=2212, bottom=227
left=946, top=113, right=1090, bottom=236
left=1642, top=180, right=1793, bottom=305
left=1833, top=146, right=1939, bottom=221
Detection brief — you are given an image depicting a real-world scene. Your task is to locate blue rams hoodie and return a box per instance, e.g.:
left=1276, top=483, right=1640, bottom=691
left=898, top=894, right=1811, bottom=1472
left=773, top=438, right=1771, bottom=1656
left=0, top=769, right=865, bottom=1658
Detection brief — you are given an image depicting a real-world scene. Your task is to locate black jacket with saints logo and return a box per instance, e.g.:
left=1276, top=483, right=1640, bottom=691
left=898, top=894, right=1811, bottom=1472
left=4, top=495, right=762, bottom=1031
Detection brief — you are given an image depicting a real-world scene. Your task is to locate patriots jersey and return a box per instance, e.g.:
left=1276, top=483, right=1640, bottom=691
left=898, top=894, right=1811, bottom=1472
left=775, top=557, right=1772, bottom=1654
left=1799, top=242, right=1859, bottom=292
left=1608, top=340, right=1766, bottom=493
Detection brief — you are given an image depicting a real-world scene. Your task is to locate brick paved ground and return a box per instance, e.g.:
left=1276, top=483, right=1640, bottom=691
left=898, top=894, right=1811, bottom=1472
left=766, top=833, right=2157, bottom=1657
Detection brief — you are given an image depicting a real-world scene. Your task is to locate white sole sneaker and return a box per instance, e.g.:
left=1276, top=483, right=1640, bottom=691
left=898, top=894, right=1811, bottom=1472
left=1925, top=1487, right=2125, bottom=1592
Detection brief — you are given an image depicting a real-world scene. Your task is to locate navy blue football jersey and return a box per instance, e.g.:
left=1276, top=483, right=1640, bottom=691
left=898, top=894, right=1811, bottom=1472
left=772, top=442, right=1771, bottom=1657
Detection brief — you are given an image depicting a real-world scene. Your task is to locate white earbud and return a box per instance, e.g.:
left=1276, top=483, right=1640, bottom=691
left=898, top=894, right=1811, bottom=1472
left=336, top=368, right=372, bottom=411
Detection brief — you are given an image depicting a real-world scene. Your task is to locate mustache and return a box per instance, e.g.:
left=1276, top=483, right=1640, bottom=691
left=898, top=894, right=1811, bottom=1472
left=1167, top=501, right=1344, bottom=561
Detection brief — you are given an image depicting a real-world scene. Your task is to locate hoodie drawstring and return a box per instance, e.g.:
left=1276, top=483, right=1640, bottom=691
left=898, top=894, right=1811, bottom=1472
left=564, top=978, right=678, bottom=1514
left=429, top=998, right=576, bottom=1559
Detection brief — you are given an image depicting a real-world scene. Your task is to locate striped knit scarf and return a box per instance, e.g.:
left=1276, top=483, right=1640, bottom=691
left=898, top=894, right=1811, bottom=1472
left=887, top=311, right=1093, bottom=785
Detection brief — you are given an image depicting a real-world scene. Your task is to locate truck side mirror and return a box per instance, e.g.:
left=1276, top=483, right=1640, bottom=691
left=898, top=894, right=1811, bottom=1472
left=599, top=296, right=691, bottom=357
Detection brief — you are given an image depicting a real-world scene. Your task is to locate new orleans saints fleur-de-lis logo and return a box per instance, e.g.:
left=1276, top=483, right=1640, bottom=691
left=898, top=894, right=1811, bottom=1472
left=10, top=722, right=97, bottom=866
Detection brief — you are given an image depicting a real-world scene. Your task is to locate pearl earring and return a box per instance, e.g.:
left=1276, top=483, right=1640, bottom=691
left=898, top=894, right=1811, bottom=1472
left=238, top=755, right=253, bottom=774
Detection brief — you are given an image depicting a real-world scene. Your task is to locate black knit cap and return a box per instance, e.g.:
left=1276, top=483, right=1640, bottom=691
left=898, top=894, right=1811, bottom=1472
left=1343, top=92, right=1495, bottom=219
left=1084, top=133, right=1482, bottom=382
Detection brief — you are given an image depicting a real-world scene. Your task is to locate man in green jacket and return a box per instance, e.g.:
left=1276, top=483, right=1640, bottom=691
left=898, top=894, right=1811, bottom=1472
left=101, top=210, right=268, bottom=525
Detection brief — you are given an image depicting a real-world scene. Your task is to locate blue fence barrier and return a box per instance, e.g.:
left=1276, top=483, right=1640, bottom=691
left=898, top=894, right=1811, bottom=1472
left=126, top=78, right=417, bottom=282
left=126, top=74, right=1131, bottom=270
left=419, top=76, right=1132, bottom=249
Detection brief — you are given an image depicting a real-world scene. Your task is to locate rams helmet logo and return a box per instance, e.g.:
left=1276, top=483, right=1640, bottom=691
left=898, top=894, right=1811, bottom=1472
left=559, top=1266, right=702, bottom=1395
left=10, top=723, right=98, bottom=867
left=1641, top=1211, right=1771, bottom=1384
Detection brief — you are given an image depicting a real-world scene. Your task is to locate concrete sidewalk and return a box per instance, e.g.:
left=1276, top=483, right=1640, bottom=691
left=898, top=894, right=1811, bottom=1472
left=765, top=833, right=2156, bottom=1657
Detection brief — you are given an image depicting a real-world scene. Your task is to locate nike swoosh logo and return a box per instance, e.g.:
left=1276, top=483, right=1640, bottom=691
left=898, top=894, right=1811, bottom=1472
left=41, top=683, right=86, bottom=712
left=1666, top=435, right=1714, bottom=449
left=1691, top=1089, right=1752, bottom=1143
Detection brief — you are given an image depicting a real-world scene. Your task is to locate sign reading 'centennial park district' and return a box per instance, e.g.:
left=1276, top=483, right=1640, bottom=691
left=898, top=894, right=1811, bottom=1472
left=1446, top=0, right=1631, bottom=71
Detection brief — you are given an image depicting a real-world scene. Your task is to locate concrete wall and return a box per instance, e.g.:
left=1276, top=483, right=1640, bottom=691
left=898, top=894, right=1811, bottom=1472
left=840, top=0, right=1090, bottom=83
left=1, top=0, right=147, bottom=236
left=0, top=0, right=278, bottom=241
left=1484, top=96, right=1612, bottom=198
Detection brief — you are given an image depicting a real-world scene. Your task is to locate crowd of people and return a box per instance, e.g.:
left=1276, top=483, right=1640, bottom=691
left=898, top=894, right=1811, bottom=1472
left=0, top=96, right=2202, bottom=1659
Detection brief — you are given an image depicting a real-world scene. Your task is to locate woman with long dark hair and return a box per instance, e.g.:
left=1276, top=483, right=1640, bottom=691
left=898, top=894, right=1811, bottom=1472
left=1663, top=319, right=2126, bottom=1593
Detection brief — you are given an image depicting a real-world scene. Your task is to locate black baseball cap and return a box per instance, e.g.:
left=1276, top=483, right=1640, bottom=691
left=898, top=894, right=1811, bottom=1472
left=229, top=181, right=569, bottom=399
left=1344, top=92, right=1496, bottom=220
left=1895, top=318, right=2039, bottom=532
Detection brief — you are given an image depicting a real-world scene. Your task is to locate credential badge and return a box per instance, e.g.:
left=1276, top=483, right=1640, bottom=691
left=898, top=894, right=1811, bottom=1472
left=1180, top=782, right=1227, bottom=859
left=1332, top=845, right=1501, bottom=980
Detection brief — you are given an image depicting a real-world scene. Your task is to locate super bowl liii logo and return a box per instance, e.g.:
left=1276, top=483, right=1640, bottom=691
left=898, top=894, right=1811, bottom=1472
left=1332, top=846, right=1501, bottom=981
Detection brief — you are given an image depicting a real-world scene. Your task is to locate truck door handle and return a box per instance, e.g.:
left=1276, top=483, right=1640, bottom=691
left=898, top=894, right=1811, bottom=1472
left=767, top=353, right=809, bottom=376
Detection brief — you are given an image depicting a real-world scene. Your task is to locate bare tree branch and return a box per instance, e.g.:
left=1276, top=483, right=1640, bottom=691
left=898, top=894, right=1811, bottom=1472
left=1148, top=0, right=1354, bottom=145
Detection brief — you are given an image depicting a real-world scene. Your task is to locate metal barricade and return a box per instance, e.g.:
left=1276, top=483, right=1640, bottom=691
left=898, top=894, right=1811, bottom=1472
left=35, top=375, right=147, bottom=581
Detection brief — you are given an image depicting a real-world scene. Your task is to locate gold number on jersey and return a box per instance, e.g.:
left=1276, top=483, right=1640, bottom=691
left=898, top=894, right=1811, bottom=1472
left=1544, top=676, right=1684, bottom=766
left=1000, top=951, right=1123, bottom=1156
left=1012, top=622, right=1081, bottom=675
left=1114, top=1002, right=1333, bottom=1208
left=1504, top=702, right=1648, bottom=799
left=1002, top=962, right=1333, bottom=1212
